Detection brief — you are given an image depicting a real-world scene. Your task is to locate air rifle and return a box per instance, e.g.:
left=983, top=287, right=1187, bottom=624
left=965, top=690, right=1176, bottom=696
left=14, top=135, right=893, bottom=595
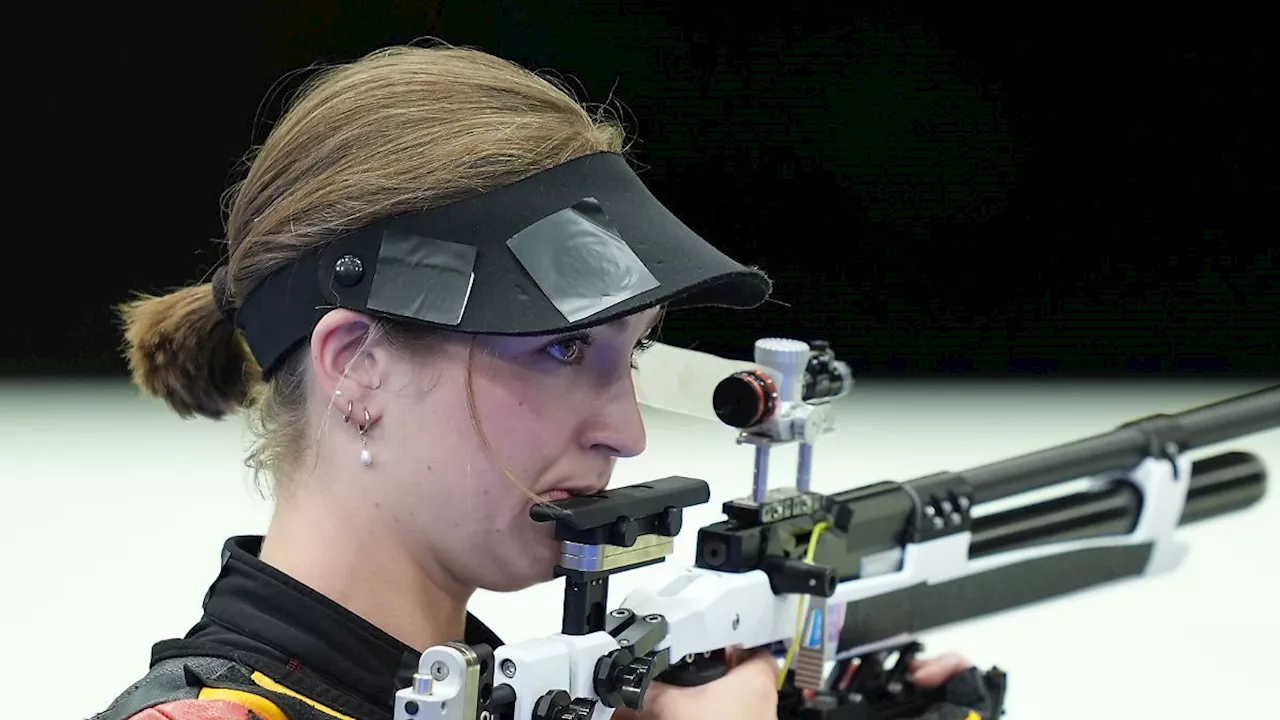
left=394, top=339, right=1278, bottom=720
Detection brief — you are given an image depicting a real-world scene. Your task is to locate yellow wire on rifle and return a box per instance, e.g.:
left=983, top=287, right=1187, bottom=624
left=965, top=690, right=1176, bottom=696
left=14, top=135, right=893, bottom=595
left=777, top=520, right=830, bottom=690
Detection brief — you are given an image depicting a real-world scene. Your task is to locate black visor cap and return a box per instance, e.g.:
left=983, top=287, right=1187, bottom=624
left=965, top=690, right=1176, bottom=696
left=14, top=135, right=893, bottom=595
left=234, top=152, right=771, bottom=378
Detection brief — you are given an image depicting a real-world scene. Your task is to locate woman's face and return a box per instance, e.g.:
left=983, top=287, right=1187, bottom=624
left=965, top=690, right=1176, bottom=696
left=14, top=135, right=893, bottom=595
left=315, top=307, right=662, bottom=596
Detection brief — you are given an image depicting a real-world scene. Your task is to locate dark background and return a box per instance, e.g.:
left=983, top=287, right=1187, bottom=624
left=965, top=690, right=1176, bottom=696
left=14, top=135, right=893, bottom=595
left=10, top=3, right=1276, bottom=378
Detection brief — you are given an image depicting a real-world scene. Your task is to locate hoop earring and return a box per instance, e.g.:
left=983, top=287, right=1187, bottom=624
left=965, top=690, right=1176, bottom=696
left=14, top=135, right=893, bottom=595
left=342, top=400, right=353, bottom=424
left=357, top=408, right=372, bottom=467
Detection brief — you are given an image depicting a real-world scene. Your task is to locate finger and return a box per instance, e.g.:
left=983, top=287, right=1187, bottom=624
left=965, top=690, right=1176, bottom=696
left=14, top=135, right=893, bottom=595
left=740, top=649, right=783, bottom=680
left=906, top=652, right=969, bottom=673
left=907, top=653, right=973, bottom=689
left=724, top=645, right=770, bottom=670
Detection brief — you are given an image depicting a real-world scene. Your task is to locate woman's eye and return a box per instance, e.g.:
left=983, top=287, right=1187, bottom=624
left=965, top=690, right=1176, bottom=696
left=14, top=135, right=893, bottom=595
left=630, top=337, right=657, bottom=369
left=545, top=338, right=587, bottom=365
left=544, top=334, right=653, bottom=368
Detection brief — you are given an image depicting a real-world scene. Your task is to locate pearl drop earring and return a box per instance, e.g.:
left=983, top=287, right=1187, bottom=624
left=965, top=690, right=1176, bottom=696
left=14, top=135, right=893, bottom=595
left=357, top=408, right=372, bottom=467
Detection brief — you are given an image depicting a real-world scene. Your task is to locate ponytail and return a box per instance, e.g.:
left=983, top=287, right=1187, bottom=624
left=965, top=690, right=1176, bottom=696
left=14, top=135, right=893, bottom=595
left=118, top=278, right=259, bottom=420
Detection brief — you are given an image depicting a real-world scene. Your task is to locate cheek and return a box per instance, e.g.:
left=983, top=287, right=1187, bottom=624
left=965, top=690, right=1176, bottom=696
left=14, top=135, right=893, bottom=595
left=487, top=377, right=550, bottom=420
left=474, top=374, right=576, bottom=448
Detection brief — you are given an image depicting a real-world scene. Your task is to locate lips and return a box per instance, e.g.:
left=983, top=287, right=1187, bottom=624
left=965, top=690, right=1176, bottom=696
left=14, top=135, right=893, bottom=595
left=537, top=485, right=606, bottom=503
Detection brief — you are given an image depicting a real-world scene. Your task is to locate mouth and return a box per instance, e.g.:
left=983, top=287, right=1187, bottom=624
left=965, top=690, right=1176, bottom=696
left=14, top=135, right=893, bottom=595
left=537, top=486, right=605, bottom=503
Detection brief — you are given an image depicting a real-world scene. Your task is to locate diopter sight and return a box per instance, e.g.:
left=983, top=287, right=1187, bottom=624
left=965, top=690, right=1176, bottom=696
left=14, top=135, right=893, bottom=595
left=711, top=338, right=853, bottom=505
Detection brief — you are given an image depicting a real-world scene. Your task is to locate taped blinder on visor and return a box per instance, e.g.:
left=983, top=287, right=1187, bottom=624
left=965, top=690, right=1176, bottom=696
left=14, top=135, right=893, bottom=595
left=230, top=152, right=771, bottom=379
left=506, top=197, right=660, bottom=323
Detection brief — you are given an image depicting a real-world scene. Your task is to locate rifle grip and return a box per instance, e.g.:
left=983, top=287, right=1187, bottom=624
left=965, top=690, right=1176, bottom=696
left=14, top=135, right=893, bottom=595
left=654, top=649, right=730, bottom=687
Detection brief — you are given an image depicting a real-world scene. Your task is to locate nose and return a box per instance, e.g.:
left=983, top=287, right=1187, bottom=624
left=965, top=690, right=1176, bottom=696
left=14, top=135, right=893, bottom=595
left=581, top=374, right=648, bottom=458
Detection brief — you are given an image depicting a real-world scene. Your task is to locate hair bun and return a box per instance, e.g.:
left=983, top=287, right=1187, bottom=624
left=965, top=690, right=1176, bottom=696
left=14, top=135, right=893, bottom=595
left=118, top=283, right=260, bottom=420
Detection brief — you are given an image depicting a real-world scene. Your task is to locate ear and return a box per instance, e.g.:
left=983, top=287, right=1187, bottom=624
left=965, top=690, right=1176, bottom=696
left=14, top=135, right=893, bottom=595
left=308, top=308, right=389, bottom=400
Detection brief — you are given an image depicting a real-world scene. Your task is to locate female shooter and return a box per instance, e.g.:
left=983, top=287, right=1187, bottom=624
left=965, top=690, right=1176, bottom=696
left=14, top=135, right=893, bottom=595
left=96, top=45, right=984, bottom=720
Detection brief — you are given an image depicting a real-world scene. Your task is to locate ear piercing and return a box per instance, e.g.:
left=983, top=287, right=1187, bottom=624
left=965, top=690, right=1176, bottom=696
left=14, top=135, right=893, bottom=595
left=357, top=408, right=372, bottom=467
left=342, top=400, right=373, bottom=467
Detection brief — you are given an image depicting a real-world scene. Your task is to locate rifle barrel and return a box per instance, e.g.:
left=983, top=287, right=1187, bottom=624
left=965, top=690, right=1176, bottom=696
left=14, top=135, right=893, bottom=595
left=964, top=385, right=1279, bottom=503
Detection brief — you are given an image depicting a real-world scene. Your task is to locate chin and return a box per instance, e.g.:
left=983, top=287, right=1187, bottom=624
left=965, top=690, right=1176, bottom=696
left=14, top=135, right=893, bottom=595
left=488, top=564, right=557, bottom=593
left=487, top=534, right=560, bottom=592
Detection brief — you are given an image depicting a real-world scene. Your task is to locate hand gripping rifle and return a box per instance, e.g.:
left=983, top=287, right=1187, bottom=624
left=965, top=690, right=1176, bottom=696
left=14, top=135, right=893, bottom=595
left=394, top=339, right=1278, bottom=720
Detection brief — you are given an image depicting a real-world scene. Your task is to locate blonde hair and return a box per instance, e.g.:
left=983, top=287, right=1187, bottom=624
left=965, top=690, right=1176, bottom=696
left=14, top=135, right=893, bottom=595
left=119, top=44, right=627, bottom=492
